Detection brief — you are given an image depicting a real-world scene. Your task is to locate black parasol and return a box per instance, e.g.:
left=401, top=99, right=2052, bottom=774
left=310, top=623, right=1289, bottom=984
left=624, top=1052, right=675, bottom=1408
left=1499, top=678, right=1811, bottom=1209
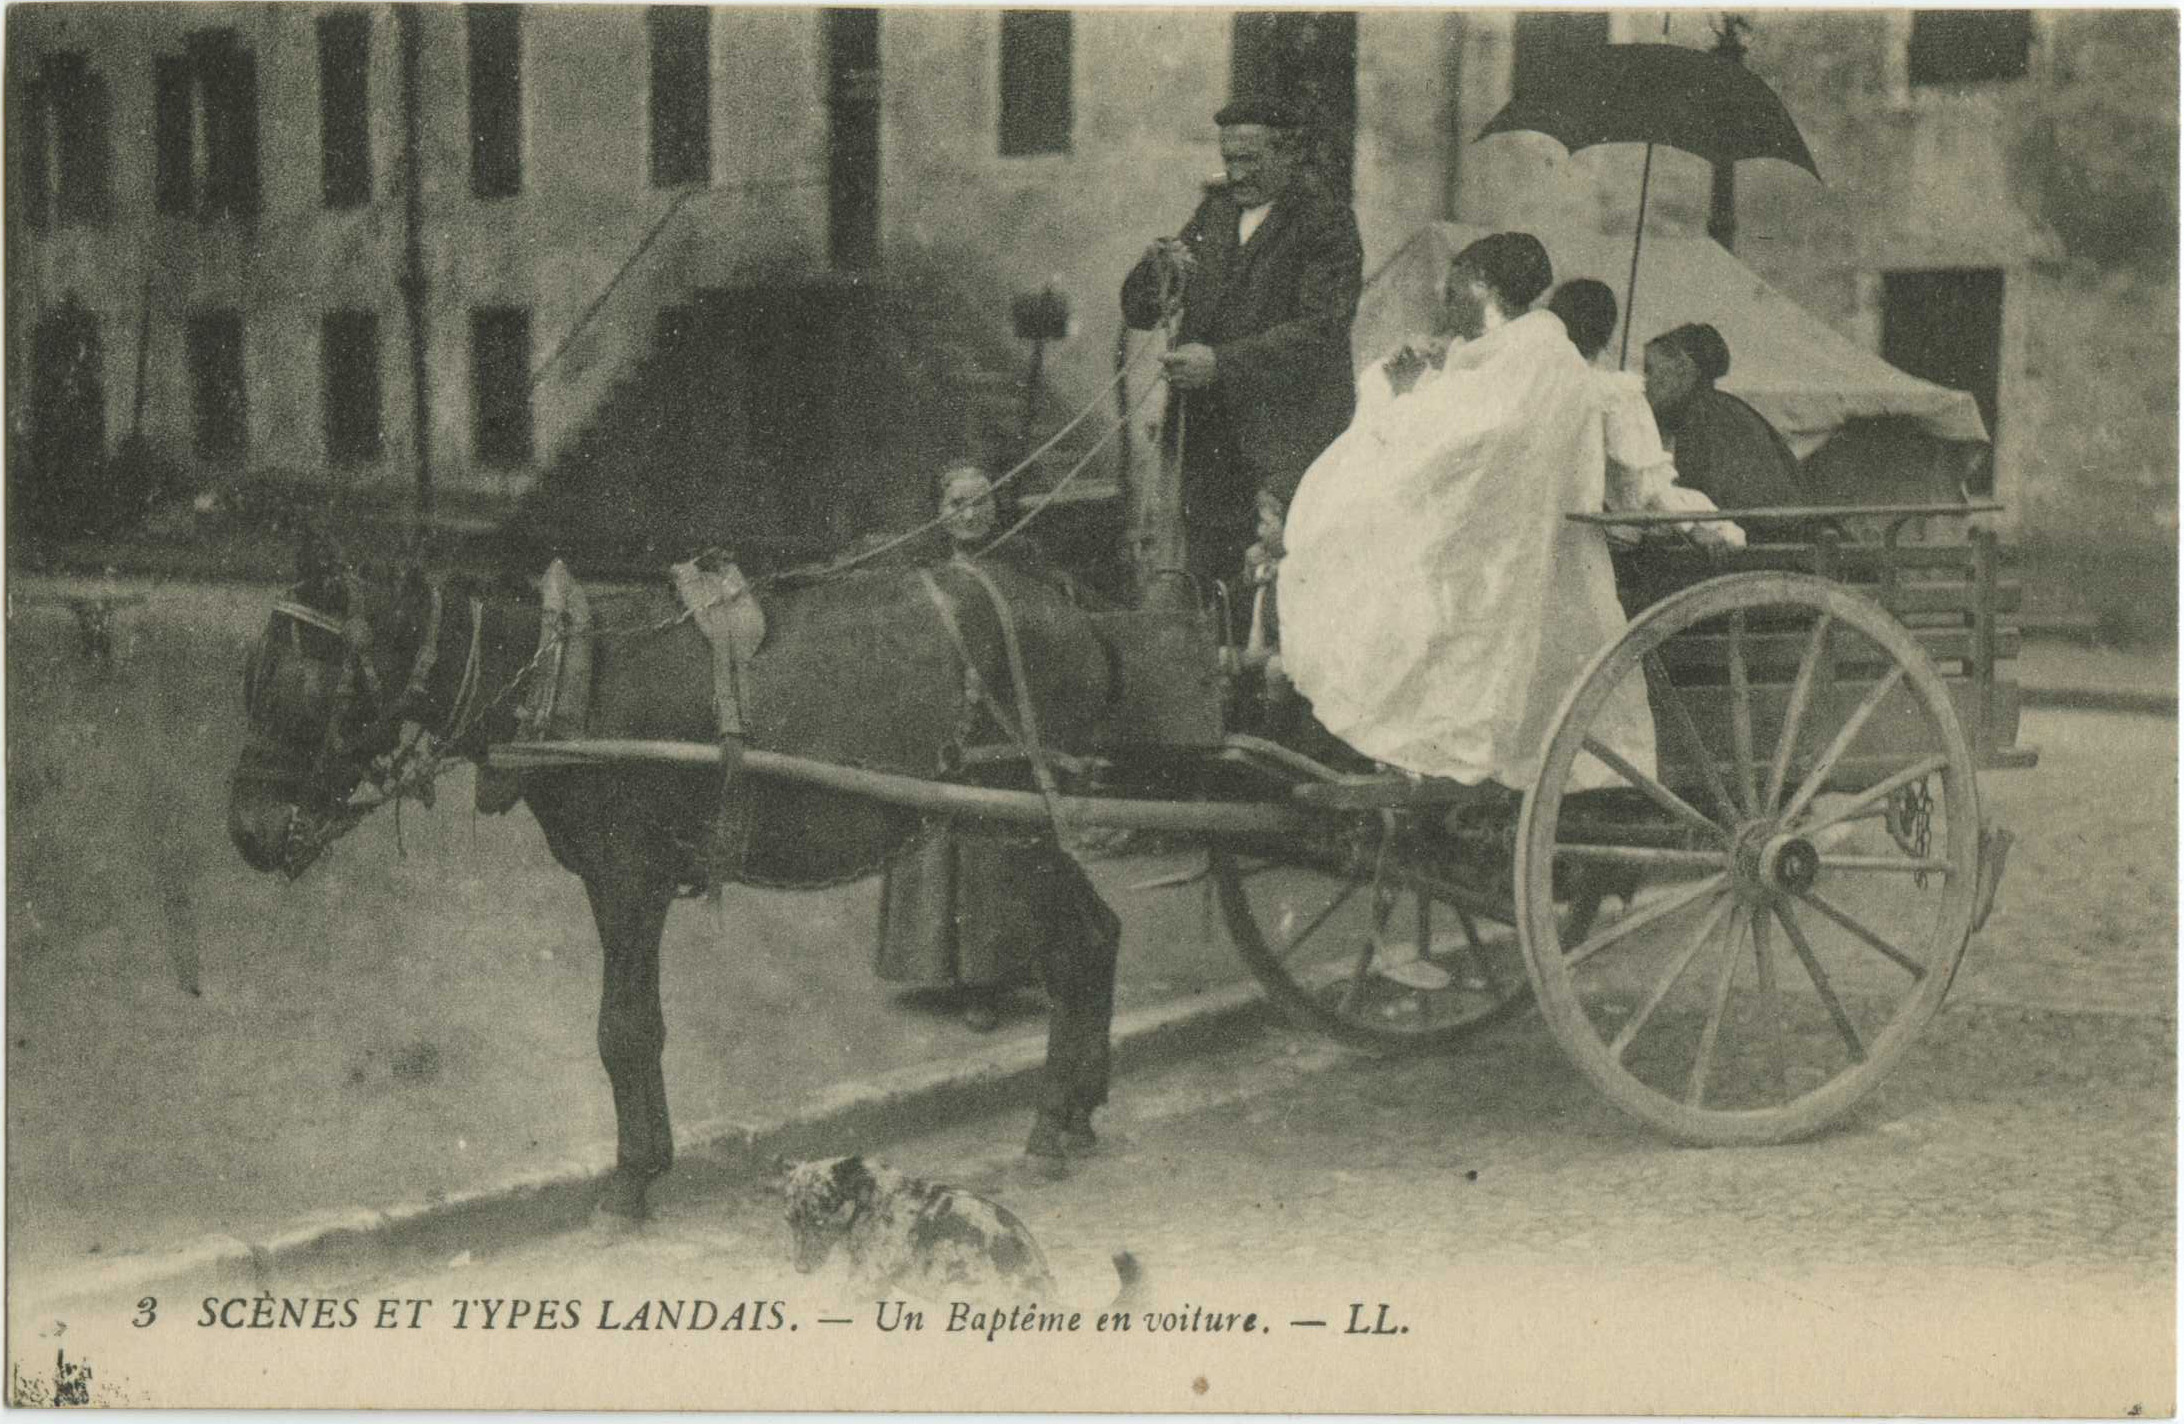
left=1477, top=38, right=1821, bottom=365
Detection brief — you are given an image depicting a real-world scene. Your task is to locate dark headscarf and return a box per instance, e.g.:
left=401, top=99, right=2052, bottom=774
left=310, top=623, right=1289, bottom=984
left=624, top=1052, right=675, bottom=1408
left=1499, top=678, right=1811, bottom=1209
left=1451, top=232, right=1554, bottom=314
left=1657, top=322, right=1732, bottom=384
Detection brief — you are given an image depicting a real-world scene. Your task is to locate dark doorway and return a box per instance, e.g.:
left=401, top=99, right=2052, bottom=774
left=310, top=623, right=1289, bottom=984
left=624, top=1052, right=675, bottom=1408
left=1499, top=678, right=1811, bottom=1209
left=1229, top=12, right=1357, bottom=204
left=825, top=8, right=881, bottom=270
left=1882, top=268, right=2004, bottom=495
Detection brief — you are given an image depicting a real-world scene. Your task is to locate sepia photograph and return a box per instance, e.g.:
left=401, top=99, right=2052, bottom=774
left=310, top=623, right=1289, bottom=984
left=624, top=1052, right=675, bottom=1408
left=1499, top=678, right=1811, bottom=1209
left=3, top=1, right=2175, bottom=1412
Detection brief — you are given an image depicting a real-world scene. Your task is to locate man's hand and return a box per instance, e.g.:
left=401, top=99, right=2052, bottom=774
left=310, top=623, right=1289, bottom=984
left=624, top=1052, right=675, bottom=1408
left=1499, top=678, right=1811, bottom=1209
left=1147, top=237, right=1198, bottom=282
left=1162, top=342, right=1219, bottom=391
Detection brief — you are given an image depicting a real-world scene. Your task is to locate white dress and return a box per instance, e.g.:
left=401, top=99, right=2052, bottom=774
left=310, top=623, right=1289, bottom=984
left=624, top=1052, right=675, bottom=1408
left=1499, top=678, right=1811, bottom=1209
left=1279, top=311, right=1657, bottom=791
left=1592, top=367, right=1745, bottom=549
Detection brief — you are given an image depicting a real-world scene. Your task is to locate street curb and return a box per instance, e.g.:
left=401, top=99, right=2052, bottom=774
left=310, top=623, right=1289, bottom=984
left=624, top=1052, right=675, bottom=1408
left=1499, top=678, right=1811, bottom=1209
left=17, top=980, right=1276, bottom=1317
left=2020, top=684, right=2177, bottom=716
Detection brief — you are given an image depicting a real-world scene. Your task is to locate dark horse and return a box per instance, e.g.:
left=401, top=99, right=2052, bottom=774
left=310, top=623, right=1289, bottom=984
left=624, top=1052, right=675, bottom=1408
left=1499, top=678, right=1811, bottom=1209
left=227, top=545, right=1123, bottom=1220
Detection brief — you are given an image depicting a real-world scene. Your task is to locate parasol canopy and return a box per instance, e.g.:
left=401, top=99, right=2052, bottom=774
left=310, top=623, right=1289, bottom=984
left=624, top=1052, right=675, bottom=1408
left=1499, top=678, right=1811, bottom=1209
left=1477, top=41, right=1821, bottom=180
left=1476, top=38, right=1823, bottom=366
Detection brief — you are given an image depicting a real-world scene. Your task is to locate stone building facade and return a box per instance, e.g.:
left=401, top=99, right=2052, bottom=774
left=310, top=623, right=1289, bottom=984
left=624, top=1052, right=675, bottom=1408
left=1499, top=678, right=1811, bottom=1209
left=7, top=6, right=2174, bottom=563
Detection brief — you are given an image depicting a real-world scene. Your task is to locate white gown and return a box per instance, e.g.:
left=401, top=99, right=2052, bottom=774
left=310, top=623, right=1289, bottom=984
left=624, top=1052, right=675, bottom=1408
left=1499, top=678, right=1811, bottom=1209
left=1279, top=310, right=1656, bottom=791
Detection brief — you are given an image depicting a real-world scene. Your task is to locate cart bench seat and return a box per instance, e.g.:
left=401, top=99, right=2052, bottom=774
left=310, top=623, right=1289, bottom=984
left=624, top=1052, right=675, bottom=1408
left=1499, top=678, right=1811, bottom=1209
left=1588, top=512, right=2032, bottom=779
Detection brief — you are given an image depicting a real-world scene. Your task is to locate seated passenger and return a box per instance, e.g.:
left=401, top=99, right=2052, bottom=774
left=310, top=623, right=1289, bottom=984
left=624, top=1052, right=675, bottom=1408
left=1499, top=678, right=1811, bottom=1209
left=1278, top=233, right=1655, bottom=797
left=1642, top=322, right=1809, bottom=533
left=1546, top=280, right=1743, bottom=552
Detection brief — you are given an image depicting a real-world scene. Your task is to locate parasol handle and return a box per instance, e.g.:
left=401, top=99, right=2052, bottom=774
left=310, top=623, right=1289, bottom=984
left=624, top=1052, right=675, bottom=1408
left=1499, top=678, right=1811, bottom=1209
left=1616, top=12, right=1674, bottom=372
left=1618, top=140, right=1656, bottom=372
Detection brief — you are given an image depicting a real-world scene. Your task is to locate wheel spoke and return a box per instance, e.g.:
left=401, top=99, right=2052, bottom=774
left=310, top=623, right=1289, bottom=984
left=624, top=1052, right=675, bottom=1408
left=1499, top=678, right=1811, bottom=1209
left=1553, top=843, right=1727, bottom=871
left=1818, top=854, right=1955, bottom=876
left=1609, top=894, right=1735, bottom=1061
left=1728, top=611, right=1760, bottom=815
left=1566, top=872, right=1731, bottom=968
left=1337, top=934, right=1376, bottom=1016
left=1778, top=666, right=1907, bottom=826
left=1581, top=737, right=1726, bottom=843
left=1752, top=903, right=1788, bottom=1104
left=1765, top=613, right=1834, bottom=815
left=1772, top=902, right=1868, bottom=1062
left=1340, top=879, right=1398, bottom=1014
left=1794, top=755, right=1950, bottom=840
left=1274, top=876, right=1366, bottom=965
left=1685, top=903, right=1747, bottom=1107
left=1429, top=891, right=1504, bottom=995
left=1795, top=889, right=1928, bottom=980
left=1645, top=651, right=1742, bottom=820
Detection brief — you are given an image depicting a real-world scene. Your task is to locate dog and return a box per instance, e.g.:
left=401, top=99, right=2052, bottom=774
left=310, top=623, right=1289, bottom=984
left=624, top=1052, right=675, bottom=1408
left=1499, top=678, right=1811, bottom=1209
left=777, top=1155, right=1143, bottom=1307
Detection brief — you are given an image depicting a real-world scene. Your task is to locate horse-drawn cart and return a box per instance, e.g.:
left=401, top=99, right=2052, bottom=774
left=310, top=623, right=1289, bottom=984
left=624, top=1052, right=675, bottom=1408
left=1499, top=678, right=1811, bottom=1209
left=477, top=496, right=2030, bottom=1149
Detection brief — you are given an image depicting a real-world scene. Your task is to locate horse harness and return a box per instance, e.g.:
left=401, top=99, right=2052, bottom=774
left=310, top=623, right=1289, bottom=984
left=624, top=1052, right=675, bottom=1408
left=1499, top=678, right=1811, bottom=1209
left=254, top=572, right=488, bottom=804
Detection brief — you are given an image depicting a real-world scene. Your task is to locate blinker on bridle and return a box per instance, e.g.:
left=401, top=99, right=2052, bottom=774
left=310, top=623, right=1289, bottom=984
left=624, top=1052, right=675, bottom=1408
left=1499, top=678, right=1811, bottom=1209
left=253, top=571, right=475, bottom=814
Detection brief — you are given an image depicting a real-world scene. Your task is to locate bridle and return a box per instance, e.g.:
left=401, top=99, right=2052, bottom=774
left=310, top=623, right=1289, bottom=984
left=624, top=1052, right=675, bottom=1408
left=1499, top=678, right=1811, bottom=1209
left=238, top=570, right=487, bottom=873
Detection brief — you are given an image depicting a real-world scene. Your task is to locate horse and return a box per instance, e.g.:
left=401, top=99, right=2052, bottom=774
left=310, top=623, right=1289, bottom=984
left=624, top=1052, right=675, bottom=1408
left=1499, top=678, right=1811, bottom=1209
left=226, top=540, right=1124, bottom=1221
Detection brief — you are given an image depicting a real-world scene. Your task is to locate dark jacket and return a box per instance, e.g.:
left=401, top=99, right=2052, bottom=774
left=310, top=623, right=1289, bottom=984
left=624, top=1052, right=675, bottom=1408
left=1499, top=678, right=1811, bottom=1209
left=1121, top=177, right=1363, bottom=508
left=1660, top=386, right=1806, bottom=515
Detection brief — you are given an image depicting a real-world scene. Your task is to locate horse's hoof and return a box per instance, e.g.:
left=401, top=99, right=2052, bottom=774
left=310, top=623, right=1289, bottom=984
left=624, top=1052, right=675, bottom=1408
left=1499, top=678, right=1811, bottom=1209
left=595, top=1176, right=655, bottom=1227
left=586, top=1203, right=647, bottom=1242
left=1059, top=1108, right=1104, bottom=1156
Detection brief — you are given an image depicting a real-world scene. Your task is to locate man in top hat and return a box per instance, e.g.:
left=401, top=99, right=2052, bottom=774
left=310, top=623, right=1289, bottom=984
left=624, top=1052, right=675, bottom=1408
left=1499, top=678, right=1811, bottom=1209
left=1121, top=95, right=1364, bottom=599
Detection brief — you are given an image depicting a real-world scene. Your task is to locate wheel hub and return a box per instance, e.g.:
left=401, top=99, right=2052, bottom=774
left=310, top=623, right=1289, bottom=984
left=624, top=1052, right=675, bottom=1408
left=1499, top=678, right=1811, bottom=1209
left=1760, top=832, right=1820, bottom=896
left=1730, top=823, right=1819, bottom=898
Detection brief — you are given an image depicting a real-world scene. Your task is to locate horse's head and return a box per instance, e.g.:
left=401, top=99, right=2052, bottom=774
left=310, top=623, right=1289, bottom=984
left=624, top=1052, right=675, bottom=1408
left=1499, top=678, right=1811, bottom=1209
left=228, top=547, right=442, bottom=878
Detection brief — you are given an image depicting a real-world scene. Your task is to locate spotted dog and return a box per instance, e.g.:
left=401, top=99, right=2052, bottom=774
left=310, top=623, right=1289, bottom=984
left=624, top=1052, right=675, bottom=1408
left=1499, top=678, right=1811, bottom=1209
left=779, top=1155, right=1143, bottom=1306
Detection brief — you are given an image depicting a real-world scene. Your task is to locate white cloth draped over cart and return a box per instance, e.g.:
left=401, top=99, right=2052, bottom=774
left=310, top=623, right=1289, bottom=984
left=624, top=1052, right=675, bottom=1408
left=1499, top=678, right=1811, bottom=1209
left=1279, top=310, right=1656, bottom=790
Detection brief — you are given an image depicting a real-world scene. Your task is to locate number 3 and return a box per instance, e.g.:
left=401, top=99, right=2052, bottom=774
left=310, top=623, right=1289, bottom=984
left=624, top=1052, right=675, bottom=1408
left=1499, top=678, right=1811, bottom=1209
left=132, top=1297, right=157, bottom=1328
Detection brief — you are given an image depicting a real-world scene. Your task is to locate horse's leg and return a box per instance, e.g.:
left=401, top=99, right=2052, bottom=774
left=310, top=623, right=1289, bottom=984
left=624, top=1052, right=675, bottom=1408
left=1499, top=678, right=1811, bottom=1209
left=584, top=871, right=677, bottom=1220
left=1028, top=849, right=1120, bottom=1162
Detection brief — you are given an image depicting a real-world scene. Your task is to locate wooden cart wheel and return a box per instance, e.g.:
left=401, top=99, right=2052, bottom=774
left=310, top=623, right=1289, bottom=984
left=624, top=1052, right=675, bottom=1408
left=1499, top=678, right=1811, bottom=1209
left=1212, top=840, right=1533, bottom=1054
left=1515, top=572, right=1981, bottom=1144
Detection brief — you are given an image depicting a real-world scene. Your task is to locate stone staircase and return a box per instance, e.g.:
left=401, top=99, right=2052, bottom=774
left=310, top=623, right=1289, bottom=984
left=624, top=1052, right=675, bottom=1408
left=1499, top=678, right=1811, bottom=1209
left=494, top=276, right=1125, bottom=584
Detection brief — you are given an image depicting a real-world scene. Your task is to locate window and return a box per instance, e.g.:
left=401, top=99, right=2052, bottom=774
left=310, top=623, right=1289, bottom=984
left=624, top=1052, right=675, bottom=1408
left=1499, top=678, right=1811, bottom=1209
left=187, top=311, right=248, bottom=460
left=1883, top=269, right=2004, bottom=495
left=471, top=308, right=533, bottom=466
left=648, top=6, right=710, bottom=187
left=1510, top=11, right=1610, bottom=98
left=322, top=311, right=384, bottom=464
left=153, top=31, right=261, bottom=221
left=998, top=11, right=1071, bottom=156
left=1229, top=11, right=1358, bottom=204
left=467, top=5, right=523, bottom=198
left=1908, top=11, right=2032, bottom=87
left=825, top=9, right=881, bottom=269
left=153, top=56, right=192, bottom=214
left=318, top=11, right=372, bottom=208
left=23, top=51, right=112, bottom=229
